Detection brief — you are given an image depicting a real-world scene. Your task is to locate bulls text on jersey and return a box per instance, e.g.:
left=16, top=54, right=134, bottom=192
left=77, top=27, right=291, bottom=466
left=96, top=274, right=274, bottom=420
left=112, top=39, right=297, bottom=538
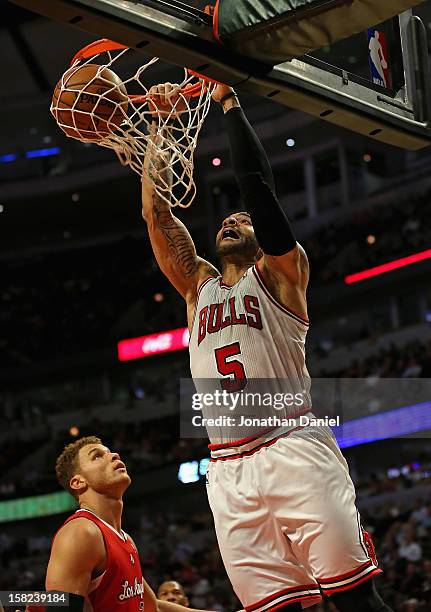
left=197, top=295, right=263, bottom=345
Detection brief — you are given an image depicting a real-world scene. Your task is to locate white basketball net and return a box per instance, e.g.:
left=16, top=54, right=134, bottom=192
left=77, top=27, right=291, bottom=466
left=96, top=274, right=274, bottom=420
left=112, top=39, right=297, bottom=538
left=51, top=39, right=215, bottom=208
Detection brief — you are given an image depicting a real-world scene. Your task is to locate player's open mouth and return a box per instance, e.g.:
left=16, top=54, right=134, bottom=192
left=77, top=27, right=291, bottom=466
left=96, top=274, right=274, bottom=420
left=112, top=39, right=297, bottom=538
left=114, top=461, right=126, bottom=471
left=222, top=229, right=240, bottom=240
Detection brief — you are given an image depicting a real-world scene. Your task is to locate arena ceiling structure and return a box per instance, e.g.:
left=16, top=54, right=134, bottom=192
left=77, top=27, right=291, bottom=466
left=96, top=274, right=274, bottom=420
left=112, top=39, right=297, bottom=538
left=2, top=1, right=431, bottom=250
left=8, top=0, right=431, bottom=149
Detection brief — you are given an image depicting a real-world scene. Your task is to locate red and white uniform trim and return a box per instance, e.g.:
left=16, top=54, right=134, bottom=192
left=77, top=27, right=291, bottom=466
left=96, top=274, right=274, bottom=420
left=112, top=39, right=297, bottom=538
left=318, top=559, right=382, bottom=595
left=54, top=509, right=145, bottom=612
left=252, top=262, right=309, bottom=326
left=206, top=428, right=382, bottom=609
left=209, top=423, right=311, bottom=461
left=189, top=264, right=313, bottom=444
left=189, top=263, right=383, bottom=608
left=245, top=585, right=322, bottom=612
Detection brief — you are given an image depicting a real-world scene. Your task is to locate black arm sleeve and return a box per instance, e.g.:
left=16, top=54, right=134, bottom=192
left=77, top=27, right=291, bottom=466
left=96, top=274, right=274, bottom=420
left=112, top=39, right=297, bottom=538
left=224, top=106, right=297, bottom=256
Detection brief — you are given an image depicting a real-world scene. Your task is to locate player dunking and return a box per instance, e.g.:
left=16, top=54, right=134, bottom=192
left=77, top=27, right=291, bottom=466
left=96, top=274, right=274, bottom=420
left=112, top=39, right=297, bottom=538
left=142, top=84, right=393, bottom=612
left=29, top=436, right=212, bottom=612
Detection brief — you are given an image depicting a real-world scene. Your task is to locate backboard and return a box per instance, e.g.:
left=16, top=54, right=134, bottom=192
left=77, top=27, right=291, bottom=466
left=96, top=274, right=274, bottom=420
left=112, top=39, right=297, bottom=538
left=9, top=0, right=431, bottom=149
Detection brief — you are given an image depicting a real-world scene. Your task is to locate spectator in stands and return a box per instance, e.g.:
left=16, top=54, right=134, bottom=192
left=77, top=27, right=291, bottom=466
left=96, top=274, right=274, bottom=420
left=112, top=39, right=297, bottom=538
left=157, top=581, right=189, bottom=607
left=419, top=504, right=431, bottom=530
left=3, top=187, right=431, bottom=369
left=411, top=500, right=428, bottom=525
left=398, top=526, right=422, bottom=562
left=422, top=558, right=431, bottom=599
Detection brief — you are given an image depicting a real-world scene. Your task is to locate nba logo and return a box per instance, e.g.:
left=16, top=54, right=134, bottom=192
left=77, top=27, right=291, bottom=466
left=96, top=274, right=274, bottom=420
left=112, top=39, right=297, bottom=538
left=367, top=29, right=391, bottom=88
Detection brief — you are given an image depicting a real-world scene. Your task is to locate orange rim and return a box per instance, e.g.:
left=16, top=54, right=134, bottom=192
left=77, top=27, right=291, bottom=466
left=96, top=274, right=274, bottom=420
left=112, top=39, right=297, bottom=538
left=69, top=39, right=212, bottom=102
left=187, top=69, right=222, bottom=86
left=213, top=0, right=221, bottom=43
left=70, top=38, right=128, bottom=66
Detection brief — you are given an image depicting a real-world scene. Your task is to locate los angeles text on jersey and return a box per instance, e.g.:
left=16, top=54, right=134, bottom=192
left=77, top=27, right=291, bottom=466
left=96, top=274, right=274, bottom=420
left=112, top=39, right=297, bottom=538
left=192, top=415, right=340, bottom=427
left=118, top=576, right=144, bottom=602
left=197, top=295, right=262, bottom=345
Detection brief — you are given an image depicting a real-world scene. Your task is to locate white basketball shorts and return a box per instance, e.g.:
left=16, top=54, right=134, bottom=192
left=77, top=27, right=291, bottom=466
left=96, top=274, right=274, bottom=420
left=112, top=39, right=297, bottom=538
left=206, top=425, right=381, bottom=610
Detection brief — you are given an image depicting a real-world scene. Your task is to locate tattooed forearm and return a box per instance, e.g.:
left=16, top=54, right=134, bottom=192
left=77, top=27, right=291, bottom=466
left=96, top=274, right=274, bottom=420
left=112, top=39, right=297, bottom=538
left=141, top=121, right=208, bottom=297
left=152, top=196, right=198, bottom=277
left=142, top=120, right=173, bottom=191
left=146, top=142, right=173, bottom=199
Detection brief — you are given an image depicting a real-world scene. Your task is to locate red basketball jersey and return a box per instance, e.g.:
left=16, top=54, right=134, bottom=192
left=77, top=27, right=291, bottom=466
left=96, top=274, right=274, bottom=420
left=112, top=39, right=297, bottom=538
left=58, top=509, right=145, bottom=611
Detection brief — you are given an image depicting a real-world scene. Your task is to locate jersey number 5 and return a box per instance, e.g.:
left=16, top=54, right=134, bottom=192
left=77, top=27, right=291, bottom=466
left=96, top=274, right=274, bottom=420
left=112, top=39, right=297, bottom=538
left=215, top=343, right=247, bottom=392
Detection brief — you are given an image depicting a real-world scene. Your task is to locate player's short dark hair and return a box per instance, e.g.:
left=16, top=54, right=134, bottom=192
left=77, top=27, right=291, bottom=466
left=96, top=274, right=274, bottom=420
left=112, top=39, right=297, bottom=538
left=157, top=581, right=187, bottom=596
left=55, top=436, right=101, bottom=499
left=229, top=211, right=251, bottom=219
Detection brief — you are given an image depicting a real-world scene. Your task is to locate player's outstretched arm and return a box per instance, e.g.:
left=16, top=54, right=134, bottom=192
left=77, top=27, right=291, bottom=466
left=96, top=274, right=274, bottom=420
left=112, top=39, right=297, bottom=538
left=44, top=518, right=105, bottom=610
left=213, top=86, right=309, bottom=297
left=142, top=84, right=218, bottom=305
left=158, top=601, right=219, bottom=612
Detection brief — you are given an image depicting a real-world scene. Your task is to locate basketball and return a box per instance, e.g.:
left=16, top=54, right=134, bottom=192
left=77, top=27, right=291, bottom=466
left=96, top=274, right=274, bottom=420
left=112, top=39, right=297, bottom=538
left=52, top=63, right=128, bottom=141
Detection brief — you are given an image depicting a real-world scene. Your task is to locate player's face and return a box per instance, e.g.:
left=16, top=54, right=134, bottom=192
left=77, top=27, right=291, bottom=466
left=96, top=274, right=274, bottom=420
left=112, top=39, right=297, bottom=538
left=215, top=213, right=260, bottom=260
left=157, top=582, right=189, bottom=606
left=75, top=444, right=131, bottom=496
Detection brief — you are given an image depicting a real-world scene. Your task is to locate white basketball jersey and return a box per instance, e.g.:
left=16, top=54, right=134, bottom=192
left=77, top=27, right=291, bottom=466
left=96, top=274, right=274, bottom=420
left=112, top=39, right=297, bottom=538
left=189, top=263, right=312, bottom=442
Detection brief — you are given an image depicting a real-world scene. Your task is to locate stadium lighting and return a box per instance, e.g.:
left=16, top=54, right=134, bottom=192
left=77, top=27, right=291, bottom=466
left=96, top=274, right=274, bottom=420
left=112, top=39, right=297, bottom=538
left=333, top=401, right=431, bottom=448
left=177, top=402, right=431, bottom=464
left=178, top=461, right=200, bottom=484
left=0, top=492, right=76, bottom=523
left=0, top=153, right=17, bottom=163
left=178, top=459, right=210, bottom=484
left=199, top=458, right=210, bottom=475
left=0, top=148, right=61, bottom=162
left=344, top=248, right=431, bottom=284
left=212, top=157, right=221, bottom=166
left=118, top=327, right=189, bottom=361
left=25, top=147, right=61, bottom=159
left=286, top=138, right=295, bottom=147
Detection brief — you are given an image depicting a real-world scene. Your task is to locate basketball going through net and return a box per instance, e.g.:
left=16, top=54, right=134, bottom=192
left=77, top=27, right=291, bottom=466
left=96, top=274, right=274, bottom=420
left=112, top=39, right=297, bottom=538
left=51, top=39, right=216, bottom=208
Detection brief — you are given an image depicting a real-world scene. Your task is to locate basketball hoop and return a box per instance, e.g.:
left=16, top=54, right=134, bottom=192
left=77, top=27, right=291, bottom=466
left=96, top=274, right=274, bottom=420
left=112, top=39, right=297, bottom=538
left=51, top=38, right=217, bottom=208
